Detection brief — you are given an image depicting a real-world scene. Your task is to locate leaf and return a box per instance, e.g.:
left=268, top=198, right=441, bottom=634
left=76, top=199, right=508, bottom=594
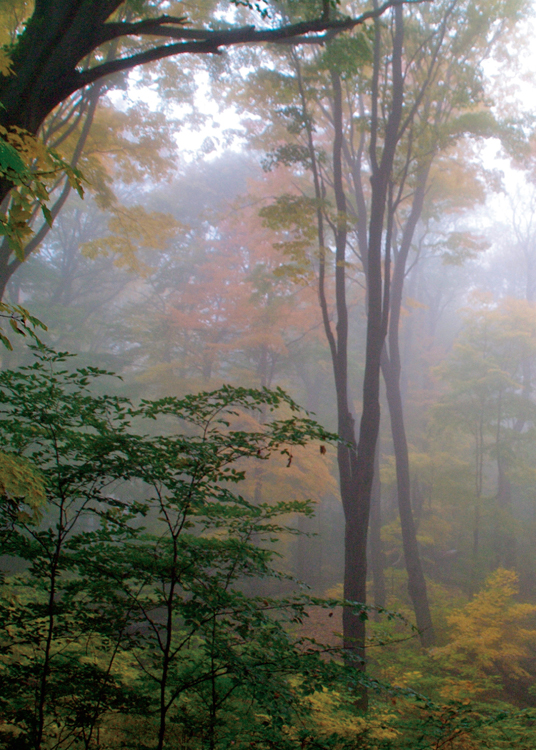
left=0, top=302, right=47, bottom=349
left=0, top=136, right=27, bottom=176
left=41, top=204, right=53, bottom=227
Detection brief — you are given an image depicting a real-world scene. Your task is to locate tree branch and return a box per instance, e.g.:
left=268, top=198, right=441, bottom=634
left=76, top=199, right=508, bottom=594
left=76, top=0, right=414, bottom=90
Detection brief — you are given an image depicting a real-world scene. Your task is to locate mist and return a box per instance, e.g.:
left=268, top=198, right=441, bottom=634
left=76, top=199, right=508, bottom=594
left=2, top=0, right=536, bottom=747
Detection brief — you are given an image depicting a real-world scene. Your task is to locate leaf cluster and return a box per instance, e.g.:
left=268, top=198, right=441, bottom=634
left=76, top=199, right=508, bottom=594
left=0, top=346, right=345, bottom=750
left=0, top=119, right=84, bottom=261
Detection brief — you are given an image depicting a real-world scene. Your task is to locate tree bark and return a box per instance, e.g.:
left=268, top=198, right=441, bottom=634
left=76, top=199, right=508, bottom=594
left=496, top=456, right=516, bottom=569
left=293, top=5, right=403, bottom=705
left=343, top=4, right=405, bottom=700
left=380, top=165, right=435, bottom=647
left=294, top=52, right=366, bottom=702
left=495, top=396, right=516, bottom=570
left=382, top=351, right=435, bottom=645
left=328, top=68, right=370, bottom=682
left=369, top=440, right=386, bottom=614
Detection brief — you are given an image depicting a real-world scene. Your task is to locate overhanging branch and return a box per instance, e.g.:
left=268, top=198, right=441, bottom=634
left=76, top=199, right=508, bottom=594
left=76, top=0, right=414, bottom=90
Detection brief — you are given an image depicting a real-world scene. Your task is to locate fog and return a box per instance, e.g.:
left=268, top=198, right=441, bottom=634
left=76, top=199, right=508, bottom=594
left=3, top=0, right=536, bottom=747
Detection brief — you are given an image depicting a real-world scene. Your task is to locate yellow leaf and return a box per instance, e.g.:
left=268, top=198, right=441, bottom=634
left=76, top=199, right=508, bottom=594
left=80, top=205, right=182, bottom=274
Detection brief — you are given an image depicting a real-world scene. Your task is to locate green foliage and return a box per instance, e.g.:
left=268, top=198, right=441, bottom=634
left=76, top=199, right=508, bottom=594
left=318, top=32, right=373, bottom=79
left=262, top=143, right=313, bottom=172
left=0, top=135, right=25, bottom=174
left=2, top=350, right=535, bottom=749
left=229, top=0, right=272, bottom=19
left=0, top=301, right=47, bottom=349
left=0, top=347, right=347, bottom=750
left=259, top=194, right=319, bottom=281
left=440, top=231, right=490, bottom=266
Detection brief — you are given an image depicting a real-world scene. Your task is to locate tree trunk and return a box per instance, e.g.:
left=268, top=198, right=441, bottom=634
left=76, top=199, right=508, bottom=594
left=292, top=6, right=404, bottom=707
left=380, top=165, right=435, bottom=647
left=496, top=457, right=516, bottom=569
left=329, top=68, right=369, bottom=683
left=340, top=4, right=405, bottom=699
left=382, top=352, right=435, bottom=646
left=369, top=440, right=386, bottom=615
left=495, top=396, right=516, bottom=571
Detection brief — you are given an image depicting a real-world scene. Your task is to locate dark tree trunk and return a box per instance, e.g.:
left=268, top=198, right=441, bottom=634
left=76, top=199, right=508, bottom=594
left=294, top=52, right=367, bottom=701
left=495, top=393, right=516, bottom=571
left=382, top=352, right=435, bottom=645
left=292, top=6, right=404, bottom=708
left=380, top=166, right=435, bottom=647
left=0, top=1, right=124, bottom=138
left=370, top=441, right=386, bottom=614
left=342, top=4, right=405, bottom=697
left=329, top=68, right=369, bottom=680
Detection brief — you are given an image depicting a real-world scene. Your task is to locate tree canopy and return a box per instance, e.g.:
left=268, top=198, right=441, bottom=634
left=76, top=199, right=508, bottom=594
left=0, top=0, right=402, bottom=136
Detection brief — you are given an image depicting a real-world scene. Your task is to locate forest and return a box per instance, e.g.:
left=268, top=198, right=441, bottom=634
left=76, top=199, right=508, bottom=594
left=1, top=0, right=536, bottom=748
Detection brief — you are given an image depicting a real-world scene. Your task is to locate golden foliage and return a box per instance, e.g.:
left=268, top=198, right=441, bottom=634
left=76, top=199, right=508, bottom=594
left=0, top=452, right=46, bottom=522
left=0, top=124, right=84, bottom=259
left=434, top=569, right=536, bottom=698
left=80, top=206, right=182, bottom=274
left=304, top=689, right=400, bottom=746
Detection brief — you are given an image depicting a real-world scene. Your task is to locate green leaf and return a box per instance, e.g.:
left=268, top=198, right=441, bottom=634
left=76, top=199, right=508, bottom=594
left=0, top=137, right=27, bottom=176
left=41, top=204, right=53, bottom=227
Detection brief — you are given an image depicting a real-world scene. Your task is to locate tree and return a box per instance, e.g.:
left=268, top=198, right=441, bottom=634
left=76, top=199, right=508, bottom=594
left=376, top=0, right=523, bottom=647
left=237, top=7, right=406, bottom=686
left=234, top=0, right=527, bottom=661
left=6, top=194, right=177, bottom=356
left=434, top=569, right=536, bottom=704
left=0, top=346, right=346, bottom=750
left=434, top=297, right=536, bottom=587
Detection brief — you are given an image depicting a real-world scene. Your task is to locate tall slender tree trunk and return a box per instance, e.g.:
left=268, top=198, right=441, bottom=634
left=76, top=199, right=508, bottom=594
left=381, top=166, right=435, bottom=646
left=382, top=354, right=435, bottom=645
left=495, top=397, right=516, bottom=570
left=329, top=68, right=370, bottom=686
left=295, top=51, right=368, bottom=701
left=496, top=455, right=516, bottom=569
left=470, top=413, right=484, bottom=597
left=370, top=440, right=386, bottom=615
left=342, top=4, right=405, bottom=699
left=292, top=7, right=404, bottom=707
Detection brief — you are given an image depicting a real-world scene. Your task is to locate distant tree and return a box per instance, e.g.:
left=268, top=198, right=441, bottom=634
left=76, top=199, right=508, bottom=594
left=434, top=298, right=536, bottom=586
